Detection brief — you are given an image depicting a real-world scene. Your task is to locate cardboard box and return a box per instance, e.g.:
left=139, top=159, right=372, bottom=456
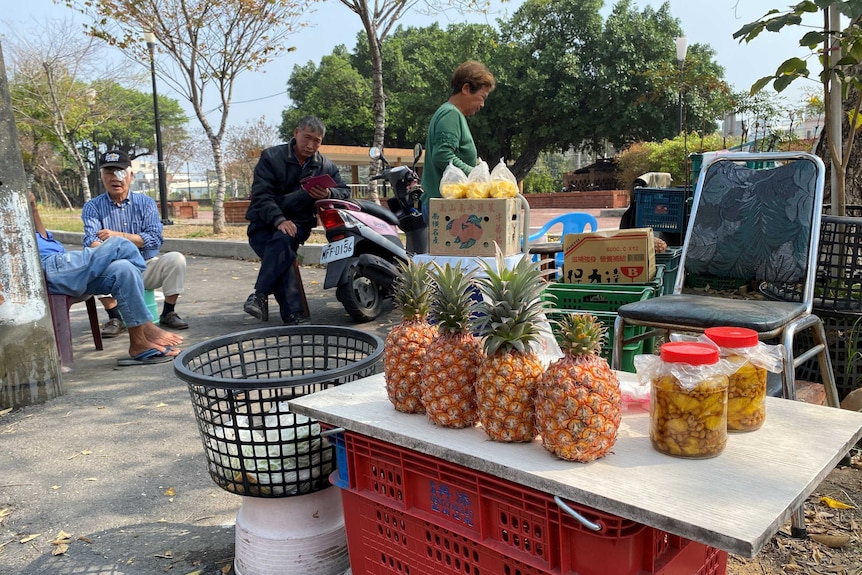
left=562, top=228, right=656, bottom=284
left=428, top=198, right=521, bottom=257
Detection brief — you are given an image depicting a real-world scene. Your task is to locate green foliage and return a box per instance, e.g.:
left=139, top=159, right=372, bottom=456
left=522, top=170, right=558, bottom=194
left=280, top=46, right=374, bottom=144
left=616, top=133, right=742, bottom=188
left=734, top=1, right=862, bottom=94
left=280, top=0, right=730, bottom=182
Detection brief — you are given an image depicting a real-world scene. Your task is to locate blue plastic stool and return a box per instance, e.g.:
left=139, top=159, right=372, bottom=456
left=526, top=212, right=599, bottom=276
left=144, top=289, right=160, bottom=324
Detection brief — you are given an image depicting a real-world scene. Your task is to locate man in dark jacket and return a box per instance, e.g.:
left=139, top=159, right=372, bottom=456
left=244, top=115, right=351, bottom=324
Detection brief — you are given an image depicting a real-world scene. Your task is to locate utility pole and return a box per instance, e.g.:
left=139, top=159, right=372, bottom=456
left=0, top=41, right=64, bottom=409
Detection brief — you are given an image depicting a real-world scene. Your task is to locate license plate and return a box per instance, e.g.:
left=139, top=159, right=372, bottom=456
left=320, top=237, right=354, bottom=264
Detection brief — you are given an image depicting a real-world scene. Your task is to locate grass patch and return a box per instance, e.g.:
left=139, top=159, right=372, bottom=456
left=39, top=206, right=328, bottom=242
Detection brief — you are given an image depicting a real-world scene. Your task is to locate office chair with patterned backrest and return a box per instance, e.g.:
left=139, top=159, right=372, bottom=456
left=527, top=212, right=599, bottom=274
left=611, top=151, right=841, bottom=536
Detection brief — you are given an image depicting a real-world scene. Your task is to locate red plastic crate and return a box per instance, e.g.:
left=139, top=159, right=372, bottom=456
left=340, top=432, right=728, bottom=575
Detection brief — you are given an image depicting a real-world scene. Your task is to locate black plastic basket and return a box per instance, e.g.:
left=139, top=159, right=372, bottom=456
left=174, top=326, right=383, bottom=497
left=762, top=215, right=862, bottom=312
left=794, top=310, right=862, bottom=400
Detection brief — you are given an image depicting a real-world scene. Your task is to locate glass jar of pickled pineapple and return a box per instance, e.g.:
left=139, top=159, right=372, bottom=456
left=649, top=342, right=729, bottom=459
left=704, top=327, right=767, bottom=432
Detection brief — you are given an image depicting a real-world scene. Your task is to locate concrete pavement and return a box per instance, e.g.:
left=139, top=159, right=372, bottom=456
left=0, top=254, right=396, bottom=575
left=0, top=208, right=623, bottom=575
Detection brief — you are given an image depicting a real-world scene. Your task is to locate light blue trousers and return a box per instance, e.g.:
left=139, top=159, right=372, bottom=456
left=41, top=237, right=152, bottom=328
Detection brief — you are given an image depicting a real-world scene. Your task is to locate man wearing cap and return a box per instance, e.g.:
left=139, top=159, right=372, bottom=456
left=82, top=150, right=189, bottom=335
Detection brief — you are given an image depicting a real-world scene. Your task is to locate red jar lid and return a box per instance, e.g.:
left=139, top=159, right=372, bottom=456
left=660, top=342, right=719, bottom=365
left=704, top=326, right=759, bottom=348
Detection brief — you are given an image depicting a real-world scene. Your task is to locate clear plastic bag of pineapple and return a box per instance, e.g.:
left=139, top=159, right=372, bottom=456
left=634, top=342, right=739, bottom=459
left=488, top=158, right=519, bottom=198
left=465, top=158, right=492, bottom=198
left=702, top=327, right=783, bottom=432
left=440, top=162, right=469, bottom=199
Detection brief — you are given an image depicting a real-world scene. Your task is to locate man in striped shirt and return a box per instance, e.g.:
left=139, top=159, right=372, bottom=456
left=82, top=150, right=189, bottom=336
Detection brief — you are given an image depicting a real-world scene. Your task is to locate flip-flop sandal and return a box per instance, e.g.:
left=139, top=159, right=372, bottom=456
left=117, top=348, right=176, bottom=367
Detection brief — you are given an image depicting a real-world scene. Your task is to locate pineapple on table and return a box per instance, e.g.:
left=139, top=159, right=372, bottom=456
left=384, top=260, right=437, bottom=413
left=535, top=313, right=621, bottom=462
left=473, top=247, right=549, bottom=442
left=421, top=263, right=484, bottom=428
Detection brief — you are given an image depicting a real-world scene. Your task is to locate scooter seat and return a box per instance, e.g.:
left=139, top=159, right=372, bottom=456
left=356, top=199, right=400, bottom=226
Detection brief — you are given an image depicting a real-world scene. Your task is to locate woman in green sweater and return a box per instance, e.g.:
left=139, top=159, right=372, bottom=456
left=420, top=60, right=496, bottom=214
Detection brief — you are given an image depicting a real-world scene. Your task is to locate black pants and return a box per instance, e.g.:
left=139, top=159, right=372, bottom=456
left=248, top=224, right=311, bottom=321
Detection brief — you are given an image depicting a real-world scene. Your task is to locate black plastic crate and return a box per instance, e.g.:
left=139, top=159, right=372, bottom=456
left=174, top=326, right=383, bottom=497
left=761, top=215, right=862, bottom=313
left=634, top=188, right=688, bottom=234
left=794, top=310, right=862, bottom=400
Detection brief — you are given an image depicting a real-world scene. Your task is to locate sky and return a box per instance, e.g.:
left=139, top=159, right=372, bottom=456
left=1, top=0, right=820, bottom=132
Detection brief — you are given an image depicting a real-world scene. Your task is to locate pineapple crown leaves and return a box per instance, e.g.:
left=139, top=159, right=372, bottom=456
left=392, top=259, right=433, bottom=320
left=472, top=245, right=550, bottom=356
left=554, top=313, right=608, bottom=356
left=428, top=262, right=478, bottom=334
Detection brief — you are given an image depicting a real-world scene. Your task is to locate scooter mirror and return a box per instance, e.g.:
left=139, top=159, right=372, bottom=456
left=413, top=144, right=423, bottom=163
left=369, top=146, right=382, bottom=160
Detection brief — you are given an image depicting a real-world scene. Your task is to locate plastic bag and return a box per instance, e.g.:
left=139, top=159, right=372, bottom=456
left=440, top=162, right=468, bottom=198
left=466, top=158, right=491, bottom=198
left=633, top=350, right=738, bottom=392
left=670, top=332, right=784, bottom=373
left=489, top=158, right=519, bottom=198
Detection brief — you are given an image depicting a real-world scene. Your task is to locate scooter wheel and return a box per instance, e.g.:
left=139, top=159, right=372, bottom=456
left=337, top=263, right=384, bottom=322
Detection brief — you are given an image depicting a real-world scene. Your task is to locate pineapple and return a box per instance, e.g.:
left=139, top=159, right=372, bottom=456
left=473, top=247, right=549, bottom=442
left=535, top=313, right=621, bottom=462
left=384, top=260, right=437, bottom=413
left=421, top=263, right=484, bottom=428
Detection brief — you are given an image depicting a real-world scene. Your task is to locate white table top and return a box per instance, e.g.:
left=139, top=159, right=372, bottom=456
left=289, top=373, right=862, bottom=558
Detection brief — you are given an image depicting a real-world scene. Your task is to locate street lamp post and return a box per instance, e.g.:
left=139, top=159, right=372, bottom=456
left=144, top=30, right=172, bottom=225
left=675, top=36, right=689, bottom=188
left=675, top=37, right=688, bottom=135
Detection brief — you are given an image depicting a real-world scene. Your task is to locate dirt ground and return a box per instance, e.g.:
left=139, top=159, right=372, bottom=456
left=728, top=449, right=862, bottom=575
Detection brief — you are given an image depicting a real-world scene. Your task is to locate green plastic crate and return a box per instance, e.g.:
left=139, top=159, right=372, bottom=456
left=655, top=247, right=682, bottom=295
left=542, top=283, right=657, bottom=372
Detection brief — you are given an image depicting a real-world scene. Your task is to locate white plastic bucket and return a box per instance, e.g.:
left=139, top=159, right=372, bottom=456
left=233, top=487, right=349, bottom=575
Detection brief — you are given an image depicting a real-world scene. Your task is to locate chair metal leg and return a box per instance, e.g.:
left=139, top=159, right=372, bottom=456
left=810, top=320, right=840, bottom=408
left=782, top=315, right=841, bottom=539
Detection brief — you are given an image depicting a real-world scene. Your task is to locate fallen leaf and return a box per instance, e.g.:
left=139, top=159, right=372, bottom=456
left=221, top=564, right=232, bottom=574
left=821, top=496, right=855, bottom=509
left=19, top=534, right=40, bottom=544
left=85, top=477, right=98, bottom=482
left=783, top=561, right=804, bottom=571
left=183, top=570, right=203, bottom=575
left=78, top=535, right=92, bottom=544
left=0, top=508, right=11, bottom=519
left=52, top=543, right=68, bottom=555
left=156, top=403, right=167, bottom=408
left=812, top=545, right=823, bottom=563
left=155, top=552, right=174, bottom=558
left=51, top=531, right=72, bottom=544
left=80, top=450, right=92, bottom=455
left=231, top=276, right=240, bottom=280
left=163, top=487, right=175, bottom=497
left=0, top=407, right=12, bottom=417
left=51, top=485, right=60, bottom=490
left=809, top=533, right=851, bottom=548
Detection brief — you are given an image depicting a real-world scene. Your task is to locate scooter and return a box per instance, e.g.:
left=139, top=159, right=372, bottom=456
left=315, top=144, right=427, bottom=322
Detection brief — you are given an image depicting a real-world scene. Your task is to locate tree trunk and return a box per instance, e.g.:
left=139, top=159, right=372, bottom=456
left=367, top=24, right=384, bottom=205
left=0, top=43, right=64, bottom=409
left=207, top=134, right=227, bottom=235
left=816, top=61, right=862, bottom=210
